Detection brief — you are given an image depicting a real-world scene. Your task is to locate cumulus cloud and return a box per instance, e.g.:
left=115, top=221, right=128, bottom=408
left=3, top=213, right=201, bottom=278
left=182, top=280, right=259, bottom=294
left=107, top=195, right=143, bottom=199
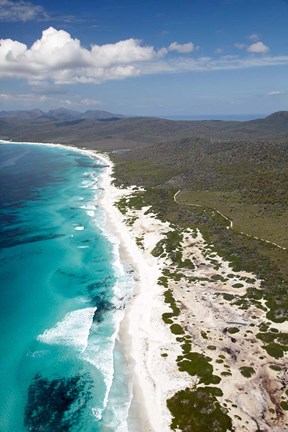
left=0, top=0, right=47, bottom=22
left=0, top=27, right=158, bottom=84
left=247, top=41, right=270, bottom=54
left=0, top=27, right=287, bottom=86
left=168, top=42, right=195, bottom=53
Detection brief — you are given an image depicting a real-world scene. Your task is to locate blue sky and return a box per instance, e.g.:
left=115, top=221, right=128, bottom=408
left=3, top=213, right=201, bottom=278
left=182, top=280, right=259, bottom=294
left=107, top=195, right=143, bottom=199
left=0, top=0, right=288, bottom=116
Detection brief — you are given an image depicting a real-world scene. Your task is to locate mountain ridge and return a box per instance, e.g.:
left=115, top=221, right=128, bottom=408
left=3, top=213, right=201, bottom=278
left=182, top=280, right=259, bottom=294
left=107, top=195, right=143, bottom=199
left=0, top=110, right=287, bottom=151
left=0, top=108, right=287, bottom=125
left=0, top=107, right=124, bottom=121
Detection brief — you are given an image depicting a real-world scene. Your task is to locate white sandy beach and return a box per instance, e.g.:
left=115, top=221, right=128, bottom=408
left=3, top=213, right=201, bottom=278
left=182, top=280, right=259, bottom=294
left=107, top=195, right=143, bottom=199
left=98, top=154, right=288, bottom=432
left=97, top=154, right=195, bottom=431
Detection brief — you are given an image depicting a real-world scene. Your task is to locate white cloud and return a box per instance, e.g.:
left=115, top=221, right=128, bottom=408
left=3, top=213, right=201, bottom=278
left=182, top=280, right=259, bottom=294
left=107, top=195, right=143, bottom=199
left=0, top=92, right=10, bottom=100
left=0, top=27, right=287, bottom=86
left=0, top=0, right=47, bottom=22
left=141, top=54, right=288, bottom=75
left=235, top=43, right=246, bottom=50
left=168, top=42, right=195, bottom=53
left=0, top=27, right=158, bottom=84
left=267, top=90, right=281, bottom=96
left=247, top=41, right=270, bottom=54
left=0, top=91, right=64, bottom=104
left=80, top=98, right=101, bottom=106
left=266, top=90, right=286, bottom=96
left=248, top=33, right=260, bottom=41
left=0, top=90, right=102, bottom=108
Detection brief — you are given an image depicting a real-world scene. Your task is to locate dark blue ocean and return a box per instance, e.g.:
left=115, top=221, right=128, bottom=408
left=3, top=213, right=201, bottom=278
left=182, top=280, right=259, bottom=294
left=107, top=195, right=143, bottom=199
left=0, top=142, right=134, bottom=431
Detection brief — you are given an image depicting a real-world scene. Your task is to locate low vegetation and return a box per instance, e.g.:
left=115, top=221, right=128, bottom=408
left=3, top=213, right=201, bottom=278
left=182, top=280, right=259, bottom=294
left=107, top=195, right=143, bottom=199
left=167, top=387, right=232, bottom=432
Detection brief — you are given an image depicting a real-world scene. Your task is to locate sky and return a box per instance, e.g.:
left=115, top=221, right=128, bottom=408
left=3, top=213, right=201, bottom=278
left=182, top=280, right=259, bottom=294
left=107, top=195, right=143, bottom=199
left=0, top=0, right=288, bottom=117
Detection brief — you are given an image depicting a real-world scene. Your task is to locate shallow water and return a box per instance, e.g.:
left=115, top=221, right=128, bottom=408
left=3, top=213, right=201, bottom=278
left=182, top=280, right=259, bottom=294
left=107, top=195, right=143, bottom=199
left=0, top=142, right=133, bottom=431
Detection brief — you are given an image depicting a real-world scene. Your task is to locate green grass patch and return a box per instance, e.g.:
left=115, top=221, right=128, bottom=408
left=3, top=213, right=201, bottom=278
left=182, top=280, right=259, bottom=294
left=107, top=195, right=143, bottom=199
left=181, top=342, right=192, bottom=353
left=263, top=343, right=284, bottom=359
left=232, top=283, right=244, bottom=288
left=136, top=236, right=144, bottom=249
left=240, top=367, right=255, bottom=378
left=257, top=332, right=288, bottom=348
left=167, top=387, right=232, bottom=432
left=151, top=240, right=165, bottom=257
left=223, top=294, right=235, bottom=301
left=170, top=324, right=184, bottom=335
left=221, top=372, right=232, bottom=377
left=177, top=352, right=221, bottom=385
left=162, top=312, right=174, bottom=324
left=176, top=190, right=288, bottom=249
left=163, top=289, right=180, bottom=316
left=269, top=365, right=281, bottom=371
left=227, top=327, right=240, bottom=334
left=158, top=276, right=169, bottom=288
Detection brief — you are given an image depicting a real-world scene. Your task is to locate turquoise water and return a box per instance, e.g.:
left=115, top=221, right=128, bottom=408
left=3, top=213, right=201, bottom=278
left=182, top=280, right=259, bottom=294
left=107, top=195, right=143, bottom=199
left=0, top=143, right=134, bottom=431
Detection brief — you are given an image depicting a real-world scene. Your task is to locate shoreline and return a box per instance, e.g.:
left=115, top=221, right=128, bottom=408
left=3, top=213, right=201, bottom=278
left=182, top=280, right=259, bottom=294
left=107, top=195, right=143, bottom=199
left=97, top=154, right=189, bottom=431
left=100, top=169, right=288, bottom=431
left=2, top=139, right=287, bottom=431
left=0, top=139, right=180, bottom=431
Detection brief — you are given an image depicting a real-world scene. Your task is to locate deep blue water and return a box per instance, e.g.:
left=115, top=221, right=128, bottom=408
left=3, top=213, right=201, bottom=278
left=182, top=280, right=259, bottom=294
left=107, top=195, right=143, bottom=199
left=0, top=142, right=133, bottom=431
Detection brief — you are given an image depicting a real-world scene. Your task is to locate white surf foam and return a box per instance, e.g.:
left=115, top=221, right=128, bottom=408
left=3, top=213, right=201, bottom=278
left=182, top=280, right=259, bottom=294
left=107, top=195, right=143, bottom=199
left=1, top=140, right=133, bottom=430
left=38, top=307, right=96, bottom=352
left=82, top=310, right=122, bottom=425
left=87, top=210, right=95, bottom=217
left=82, top=276, right=134, bottom=427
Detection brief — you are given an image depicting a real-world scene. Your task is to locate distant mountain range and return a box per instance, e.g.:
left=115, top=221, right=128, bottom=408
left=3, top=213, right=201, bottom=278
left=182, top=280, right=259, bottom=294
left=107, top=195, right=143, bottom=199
left=0, top=108, right=124, bottom=121
left=0, top=110, right=287, bottom=151
left=1, top=108, right=288, bottom=124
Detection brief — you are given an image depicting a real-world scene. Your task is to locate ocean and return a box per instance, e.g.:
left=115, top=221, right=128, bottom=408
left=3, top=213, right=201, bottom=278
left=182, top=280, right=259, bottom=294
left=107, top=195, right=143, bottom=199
left=0, top=142, right=134, bottom=431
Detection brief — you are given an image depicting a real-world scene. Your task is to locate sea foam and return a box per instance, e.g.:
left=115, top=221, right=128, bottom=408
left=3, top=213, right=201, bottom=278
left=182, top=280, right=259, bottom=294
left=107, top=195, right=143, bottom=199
left=38, top=307, right=96, bottom=352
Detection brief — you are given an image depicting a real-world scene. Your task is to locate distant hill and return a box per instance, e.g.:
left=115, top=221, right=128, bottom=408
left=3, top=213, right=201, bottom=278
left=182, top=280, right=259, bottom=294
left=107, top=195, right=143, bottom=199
left=263, top=111, right=288, bottom=122
left=0, top=110, right=288, bottom=151
left=0, top=109, right=44, bottom=120
left=80, top=110, right=124, bottom=120
left=47, top=108, right=81, bottom=120
left=0, top=108, right=124, bottom=122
